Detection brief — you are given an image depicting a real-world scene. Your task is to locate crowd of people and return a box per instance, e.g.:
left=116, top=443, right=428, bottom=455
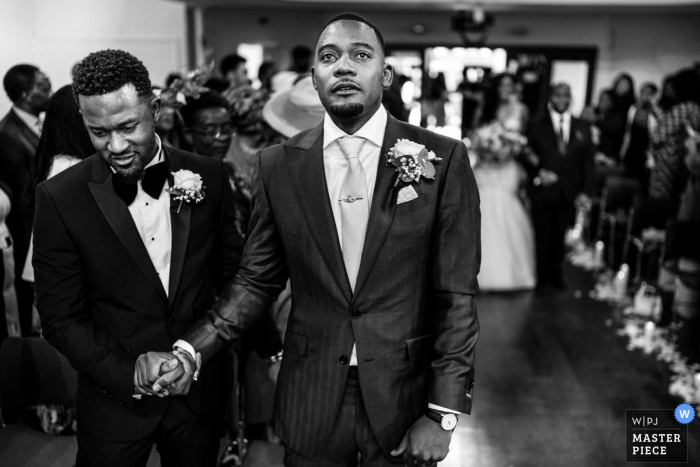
left=464, top=66, right=700, bottom=294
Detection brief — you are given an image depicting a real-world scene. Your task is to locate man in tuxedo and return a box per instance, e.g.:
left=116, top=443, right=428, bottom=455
left=33, top=49, right=243, bottom=466
left=0, top=64, right=52, bottom=335
left=527, top=83, right=595, bottom=290
left=139, top=13, right=481, bottom=466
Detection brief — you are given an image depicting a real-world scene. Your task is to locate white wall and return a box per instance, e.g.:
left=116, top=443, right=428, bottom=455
left=202, top=7, right=700, bottom=104
left=0, top=0, right=188, bottom=115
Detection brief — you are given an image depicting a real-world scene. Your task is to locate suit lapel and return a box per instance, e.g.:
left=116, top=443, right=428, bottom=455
left=9, top=110, right=40, bottom=150
left=352, top=115, right=400, bottom=296
left=285, top=125, right=354, bottom=304
left=166, top=147, right=192, bottom=309
left=88, top=156, right=167, bottom=300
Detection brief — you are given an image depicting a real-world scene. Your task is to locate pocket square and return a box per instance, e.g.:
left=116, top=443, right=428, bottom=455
left=397, top=185, right=419, bottom=204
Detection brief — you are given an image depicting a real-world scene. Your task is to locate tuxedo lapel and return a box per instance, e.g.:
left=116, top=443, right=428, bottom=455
left=88, top=156, right=167, bottom=300
left=165, top=147, right=192, bottom=309
left=353, top=115, right=400, bottom=296
left=285, top=125, right=353, bottom=304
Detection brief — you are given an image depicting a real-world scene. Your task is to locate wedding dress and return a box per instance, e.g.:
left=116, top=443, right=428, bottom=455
left=475, top=111, right=536, bottom=291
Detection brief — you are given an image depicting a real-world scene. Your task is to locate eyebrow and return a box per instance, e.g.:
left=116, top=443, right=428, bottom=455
left=317, top=42, right=376, bottom=55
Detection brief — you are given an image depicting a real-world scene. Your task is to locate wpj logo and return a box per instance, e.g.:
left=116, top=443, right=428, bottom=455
left=626, top=408, right=690, bottom=463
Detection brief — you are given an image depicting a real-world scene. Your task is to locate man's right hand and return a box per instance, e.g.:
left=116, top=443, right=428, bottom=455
left=538, top=169, right=559, bottom=187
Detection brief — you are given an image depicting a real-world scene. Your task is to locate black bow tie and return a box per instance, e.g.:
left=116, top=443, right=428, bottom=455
left=113, top=162, right=170, bottom=206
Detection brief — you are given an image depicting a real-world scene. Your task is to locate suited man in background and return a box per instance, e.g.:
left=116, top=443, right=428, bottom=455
left=0, top=64, right=51, bottom=335
left=527, top=83, right=595, bottom=291
left=140, top=12, right=481, bottom=466
left=33, top=49, right=243, bottom=466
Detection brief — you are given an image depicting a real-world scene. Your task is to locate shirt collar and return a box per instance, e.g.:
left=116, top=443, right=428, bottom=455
left=145, top=134, right=164, bottom=169
left=12, top=106, right=41, bottom=134
left=323, top=104, right=387, bottom=149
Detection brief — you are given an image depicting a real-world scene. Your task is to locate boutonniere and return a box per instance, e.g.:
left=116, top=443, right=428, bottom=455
left=166, top=169, right=205, bottom=213
left=386, top=139, right=442, bottom=187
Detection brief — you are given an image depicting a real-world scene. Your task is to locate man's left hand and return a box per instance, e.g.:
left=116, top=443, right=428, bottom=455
left=390, top=415, right=453, bottom=466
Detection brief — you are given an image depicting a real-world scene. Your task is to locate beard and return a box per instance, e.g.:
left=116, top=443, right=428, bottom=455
left=329, top=103, right=365, bottom=119
left=111, top=154, right=146, bottom=184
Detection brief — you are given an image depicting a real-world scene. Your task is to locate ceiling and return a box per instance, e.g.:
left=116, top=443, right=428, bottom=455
left=172, top=0, right=700, bottom=10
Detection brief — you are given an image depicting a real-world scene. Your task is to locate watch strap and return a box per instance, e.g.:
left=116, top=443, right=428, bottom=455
left=425, top=408, right=444, bottom=425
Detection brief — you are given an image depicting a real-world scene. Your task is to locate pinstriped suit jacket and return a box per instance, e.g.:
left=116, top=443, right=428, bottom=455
left=182, top=113, right=481, bottom=458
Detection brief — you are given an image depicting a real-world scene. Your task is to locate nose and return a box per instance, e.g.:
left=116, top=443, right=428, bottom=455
left=107, top=132, right=129, bottom=154
left=333, top=55, right=356, bottom=76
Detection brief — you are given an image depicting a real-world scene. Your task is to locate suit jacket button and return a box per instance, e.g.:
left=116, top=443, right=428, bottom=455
left=352, top=310, right=361, bottom=319
left=339, top=355, right=349, bottom=365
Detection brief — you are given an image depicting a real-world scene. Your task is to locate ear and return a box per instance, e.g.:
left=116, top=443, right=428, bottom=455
left=151, top=96, right=162, bottom=122
left=382, top=63, right=394, bottom=90
left=311, top=66, right=317, bottom=90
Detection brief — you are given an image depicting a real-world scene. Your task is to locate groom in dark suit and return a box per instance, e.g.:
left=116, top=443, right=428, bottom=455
left=139, top=13, right=481, bottom=466
left=527, top=82, right=595, bottom=290
left=33, top=50, right=244, bottom=466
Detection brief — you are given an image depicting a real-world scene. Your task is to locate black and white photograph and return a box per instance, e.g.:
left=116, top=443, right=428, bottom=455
left=0, top=0, right=699, bottom=466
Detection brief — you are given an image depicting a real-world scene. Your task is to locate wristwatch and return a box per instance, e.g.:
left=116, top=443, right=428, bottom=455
left=425, top=408, right=458, bottom=431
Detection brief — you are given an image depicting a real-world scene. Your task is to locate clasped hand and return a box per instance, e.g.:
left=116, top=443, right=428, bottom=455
left=133, top=350, right=201, bottom=398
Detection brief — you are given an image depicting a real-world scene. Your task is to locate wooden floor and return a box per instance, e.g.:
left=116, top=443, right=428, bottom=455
left=440, top=264, right=700, bottom=467
left=242, top=264, right=699, bottom=467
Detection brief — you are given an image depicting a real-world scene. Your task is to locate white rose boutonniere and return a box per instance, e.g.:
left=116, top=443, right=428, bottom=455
left=386, top=139, right=441, bottom=187
left=166, top=169, right=205, bottom=212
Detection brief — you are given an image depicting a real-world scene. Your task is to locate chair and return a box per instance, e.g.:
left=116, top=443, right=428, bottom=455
left=596, top=176, right=642, bottom=268
left=0, top=337, right=78, bottom=467
left=622, top=196, right=674, bottom=284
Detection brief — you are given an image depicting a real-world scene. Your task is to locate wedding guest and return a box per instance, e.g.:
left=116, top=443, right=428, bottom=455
left=679, top=133, right=700, bottom=221
left=612, top=73, right=636, bottom=118
left=140, top=12, right=480, bottom=466
left=1, top=180, right=20, bottom=342
left=421, top=71, right=448, bottom=127
left=271, top=45, right=313, bottom=92
left=0, top=63, right=52, bottom=336
left=621, top=82, right=661, bottom=191
left=527, top=83, right=595, bottom=291
left=257, top=61, right=277, bottom=93
left=33, top=49, right=244, bottom=466
left=596, top=88, right=627, bottom=163
left=181, top=91, right=233, bottom=161
left=221, top=53, right=249, bottom=92
left=22, top=85, right=96, bottom=286
left=225, top=86, right=285, bottom=190
left=650, top=68, right=700, bottom=212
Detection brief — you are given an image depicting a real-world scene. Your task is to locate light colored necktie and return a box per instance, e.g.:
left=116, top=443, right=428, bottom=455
left=337, top=137, right=368, bottom=292
left=558, top=115, right=567, bottom=156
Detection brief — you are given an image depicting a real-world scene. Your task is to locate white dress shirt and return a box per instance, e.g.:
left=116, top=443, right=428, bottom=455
left=12, top=106, right=42, bottom=136
left=549, top=107, right=572, bottom=145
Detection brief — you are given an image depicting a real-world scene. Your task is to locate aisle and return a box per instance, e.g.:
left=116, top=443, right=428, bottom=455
left=443, top=264, right=699, bottom=467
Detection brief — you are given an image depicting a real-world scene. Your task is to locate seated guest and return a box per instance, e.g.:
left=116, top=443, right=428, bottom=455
left=0, top=63, right=52, bottom=336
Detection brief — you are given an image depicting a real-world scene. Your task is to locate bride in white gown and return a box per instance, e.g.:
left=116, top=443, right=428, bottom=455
left=473, top=73, right=536, bottom=291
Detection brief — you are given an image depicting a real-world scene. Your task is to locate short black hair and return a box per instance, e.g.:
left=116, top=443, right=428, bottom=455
left=320, top=12, right=385, bottom=55
left=640, top=82, right=658, bottom=94
left=181, top=91, right=231, bottom=128
left=3, top=64, right=40, bottom=103
left=220, top=54, right=247, bottom=76
left=72, top=49, right=152, bottom=102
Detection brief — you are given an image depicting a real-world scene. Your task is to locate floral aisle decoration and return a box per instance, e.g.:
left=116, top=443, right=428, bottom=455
left=618, top=315, right=700, bottom=412
left=465, top=121, right=528, bottom=166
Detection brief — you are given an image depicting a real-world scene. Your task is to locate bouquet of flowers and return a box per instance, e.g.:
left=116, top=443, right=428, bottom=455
left=155, top=63, right=213, bottom=108
left=467, top=121, right=528, bottom=165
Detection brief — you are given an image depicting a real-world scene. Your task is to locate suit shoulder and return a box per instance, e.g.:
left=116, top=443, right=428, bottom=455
left=40, top=156, right=94, bottom=197
left=397, top=121, right=463, bottom=154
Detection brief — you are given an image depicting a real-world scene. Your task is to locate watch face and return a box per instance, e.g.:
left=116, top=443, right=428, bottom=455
left=441, top=414, right=458, bottom=430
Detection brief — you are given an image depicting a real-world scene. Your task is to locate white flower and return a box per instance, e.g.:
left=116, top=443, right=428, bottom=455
left=427, top=150, right=437, bottom=160
left=394, top=139, right=425, bottom=155
left=173, top=169, right=203, bottom=191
